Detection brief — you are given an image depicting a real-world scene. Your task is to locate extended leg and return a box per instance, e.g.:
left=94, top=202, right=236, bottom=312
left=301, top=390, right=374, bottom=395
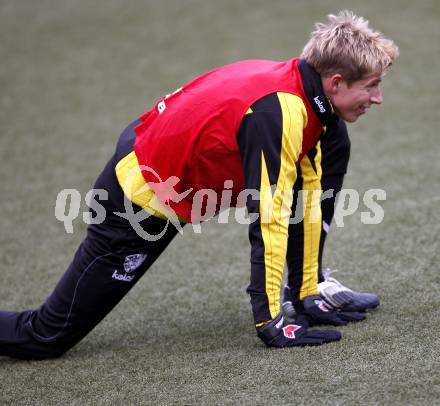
left=0, top=120, right=182, bottom=359
left=0, top=221, right=178, bottom=359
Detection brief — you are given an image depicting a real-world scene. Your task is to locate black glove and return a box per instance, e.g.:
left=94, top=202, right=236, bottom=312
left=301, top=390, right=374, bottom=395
left=256, top=313, right=342, bottom=348
left=298, top=296, right=366, bottom=326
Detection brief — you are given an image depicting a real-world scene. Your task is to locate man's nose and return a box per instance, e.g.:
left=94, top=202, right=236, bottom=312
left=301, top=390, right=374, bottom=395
left=370, top=86, right=383, bottom=104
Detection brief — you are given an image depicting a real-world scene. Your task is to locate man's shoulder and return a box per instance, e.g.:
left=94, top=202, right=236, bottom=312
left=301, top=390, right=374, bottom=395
left=248, top=92, right=307, bottom=118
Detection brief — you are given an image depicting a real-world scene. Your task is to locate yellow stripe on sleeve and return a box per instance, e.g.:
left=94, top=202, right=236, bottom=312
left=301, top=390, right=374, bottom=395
left=259, top=93, right=307, bottom=318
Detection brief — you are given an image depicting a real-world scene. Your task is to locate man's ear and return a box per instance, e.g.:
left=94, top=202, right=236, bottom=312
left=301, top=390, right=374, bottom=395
left=322, top=74, right=344, bottom=95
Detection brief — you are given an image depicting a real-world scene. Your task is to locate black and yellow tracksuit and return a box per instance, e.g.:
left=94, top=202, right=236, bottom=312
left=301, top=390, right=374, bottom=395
left=237, top=92, right=347, bottom=326
left=0, top=59, right=350, bottom=359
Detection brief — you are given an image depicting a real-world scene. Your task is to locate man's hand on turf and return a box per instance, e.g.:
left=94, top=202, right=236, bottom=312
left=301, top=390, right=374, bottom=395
left=298, top=295, right=366, bottom=326
left=256, top=314, right=341, bottom=348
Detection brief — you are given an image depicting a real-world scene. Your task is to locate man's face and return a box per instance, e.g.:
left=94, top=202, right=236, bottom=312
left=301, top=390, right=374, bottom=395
left=329, top=74, right=384, bottom=122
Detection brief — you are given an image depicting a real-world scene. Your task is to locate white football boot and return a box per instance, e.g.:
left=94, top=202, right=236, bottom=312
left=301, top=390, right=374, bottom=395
left=318, top=268, right=380, bottom=311
left=282, top=268, right=380, bottom=318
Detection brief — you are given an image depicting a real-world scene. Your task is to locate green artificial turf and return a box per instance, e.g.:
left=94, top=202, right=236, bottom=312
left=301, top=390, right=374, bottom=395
left=0, top=0, right=439, bottom=404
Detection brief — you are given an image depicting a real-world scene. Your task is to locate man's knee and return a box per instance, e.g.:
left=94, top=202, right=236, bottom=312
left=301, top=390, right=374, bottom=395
left=334, top=120, right=351, bottom=166
left=321, top=119, right=351, bottom=177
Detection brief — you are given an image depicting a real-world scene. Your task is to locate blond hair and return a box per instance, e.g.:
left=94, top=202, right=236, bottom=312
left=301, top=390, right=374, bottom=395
left=301, top=10, right=399, bottom=82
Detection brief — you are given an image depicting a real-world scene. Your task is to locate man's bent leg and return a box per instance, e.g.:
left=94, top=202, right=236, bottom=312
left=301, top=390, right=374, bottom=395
left=282, top=119, right=350, bottom=317
left=283, top=119, right=378, bottom=316
left=317, top=118, right=351, bottom=282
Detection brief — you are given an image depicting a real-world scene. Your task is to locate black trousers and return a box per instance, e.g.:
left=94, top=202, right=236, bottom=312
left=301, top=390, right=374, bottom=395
left=285, top=119, right=351, bottom=303
left=318, top=119, right=351, bottom=281
left=0, top=120, right=182, bottom=359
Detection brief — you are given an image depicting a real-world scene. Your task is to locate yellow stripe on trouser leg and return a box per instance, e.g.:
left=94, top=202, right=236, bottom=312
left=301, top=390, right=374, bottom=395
left=259, top=93, right=305, bottom=319
left=299, top=144, right=322, bottom=299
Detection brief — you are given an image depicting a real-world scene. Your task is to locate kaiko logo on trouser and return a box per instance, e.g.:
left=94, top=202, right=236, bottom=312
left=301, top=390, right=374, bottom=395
left=112, top=254, right=147, bottom=282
